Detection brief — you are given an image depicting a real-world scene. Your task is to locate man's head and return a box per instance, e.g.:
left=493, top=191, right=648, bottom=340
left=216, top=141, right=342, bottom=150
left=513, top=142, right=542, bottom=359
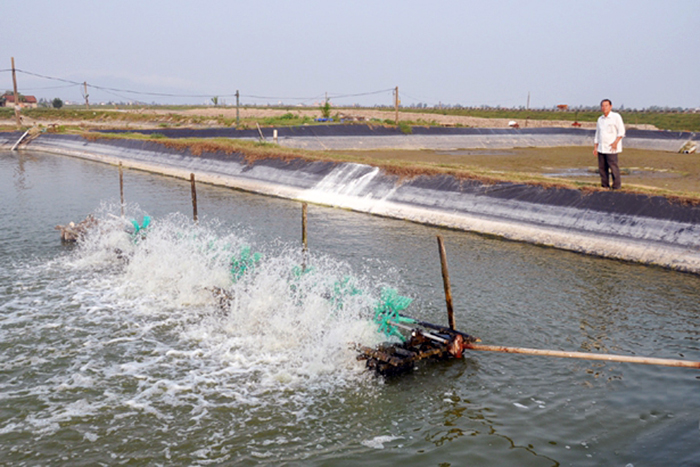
left=600, top=99, right=612, bottom=116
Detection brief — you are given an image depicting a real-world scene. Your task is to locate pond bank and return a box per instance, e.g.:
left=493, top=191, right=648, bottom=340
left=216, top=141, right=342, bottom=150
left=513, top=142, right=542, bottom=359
left=4, top=131, right=700, bottom=273
left=94, top=124, right=698, bottom=151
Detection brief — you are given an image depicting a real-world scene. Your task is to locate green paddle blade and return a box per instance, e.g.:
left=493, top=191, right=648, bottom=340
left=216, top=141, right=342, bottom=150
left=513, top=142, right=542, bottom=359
left=231, top=245, right=262, bottom=282
left=373, top=287, right=413, bottom=341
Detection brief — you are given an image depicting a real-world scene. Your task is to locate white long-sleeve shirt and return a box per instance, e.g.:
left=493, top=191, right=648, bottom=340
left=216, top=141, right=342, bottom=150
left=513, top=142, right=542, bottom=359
left=594, top=111, right=625, bottom=154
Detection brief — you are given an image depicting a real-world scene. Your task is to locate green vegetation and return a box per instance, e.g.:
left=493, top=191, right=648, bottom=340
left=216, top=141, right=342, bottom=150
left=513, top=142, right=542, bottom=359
left=2, top=105, right=698, bottom=132
left=398, top=121, right=413, bottom=134
left=403, top=107, right=700, bottom=132
left=256, top=113, right=314, bottom=127
left=0, top=107, right=180, bottom=123
left=0, top=107, right=325, bottom=130
left=320, top=100, right=331, bottom=119
left=52, top=98, right=63, bottom=109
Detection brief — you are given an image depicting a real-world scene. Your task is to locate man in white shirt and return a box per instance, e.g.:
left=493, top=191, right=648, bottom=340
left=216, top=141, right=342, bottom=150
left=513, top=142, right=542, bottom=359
left=593, top=99, right=625, bottom=189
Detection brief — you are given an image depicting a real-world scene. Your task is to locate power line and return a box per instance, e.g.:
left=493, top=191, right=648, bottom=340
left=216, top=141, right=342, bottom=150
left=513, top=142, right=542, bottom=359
left=96, top=86, right=146, bottom=103
left=400, top=91, right=441, bottom=106
left=88, top=82, right=230, bottom=98
left=8, top=67, right=502, bottom=108
left=22, top=83, right=81, bottom=91
left=14, top=68, right=280, bottom=99
left=328, top=88, right=394, bottom=100
left=241, top=93, right=324, bottom=101
left=15, top=69, right=83, bottom=85
left=12, top=67, right=397, bottom=103
left=15, top=68, right=228, bottom=98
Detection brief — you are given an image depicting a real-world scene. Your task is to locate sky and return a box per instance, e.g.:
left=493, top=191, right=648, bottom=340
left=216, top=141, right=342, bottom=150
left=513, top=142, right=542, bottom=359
left=3, top=0, right=700, bottom=109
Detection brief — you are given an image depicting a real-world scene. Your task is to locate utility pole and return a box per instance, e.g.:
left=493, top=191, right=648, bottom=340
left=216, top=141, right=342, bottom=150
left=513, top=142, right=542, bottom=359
left=526, top=91, right=530, bottom=110
left=11, top=57, right=20, bottom=128
left=235, top=90, right=240, bottom=127
left=394, top=86, right=399, bottom=124
left=84, top=82, right=89, bottom=109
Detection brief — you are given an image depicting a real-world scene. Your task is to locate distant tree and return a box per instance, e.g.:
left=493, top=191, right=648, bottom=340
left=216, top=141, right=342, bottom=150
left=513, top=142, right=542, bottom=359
left=211, top=96, right=219, bottom=106
left=320, top=99, right=331, bottom=118
left=52, top=98, right=63, bottom=109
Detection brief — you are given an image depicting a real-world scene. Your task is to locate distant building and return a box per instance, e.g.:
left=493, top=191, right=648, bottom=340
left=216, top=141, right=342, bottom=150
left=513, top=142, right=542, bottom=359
left=1, top=92, right=38, bottom=108
left=556, top=104, right=569, bottom=111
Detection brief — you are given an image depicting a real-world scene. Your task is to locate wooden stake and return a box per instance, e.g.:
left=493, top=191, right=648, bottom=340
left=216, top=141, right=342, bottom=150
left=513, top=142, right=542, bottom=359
left=302, top=203, right=308, bottom=250
left=464, top=343, right=700, bottom=369
left=11, top=57, right=20, bottom=128
left=119, top=162, right=125, bottom=217
left=190, top=173, right=198, bottom=223
left=235, top=90, right=240, bottom=127
left=394, top=86, right=399, bottom=125
left=437, top=235, right=456, bottom=330
left=301, top=202, right=308, bottom=270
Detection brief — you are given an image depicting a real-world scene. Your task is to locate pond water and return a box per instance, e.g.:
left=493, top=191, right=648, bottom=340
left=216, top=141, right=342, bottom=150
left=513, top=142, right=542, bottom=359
left=1, top=150, right=699, bottom=466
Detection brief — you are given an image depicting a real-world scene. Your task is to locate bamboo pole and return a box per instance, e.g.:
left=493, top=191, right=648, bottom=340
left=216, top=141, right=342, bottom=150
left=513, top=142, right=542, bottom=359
left=394, top=86, right=399, bottom=125
left=302, top=203, right=308, bottom=250
left=437, top=235, right=456, bottom=330
left=84, top=81, right=89, bottom=109
left=190, top=173, right=198, bottom=223
left=235, top=90, right=240, bottom=127
left=119, top=162, right=125, bottom=217
left=464, top=343, right=700, bottom=369
left=301, top=203, right=308, bottom=270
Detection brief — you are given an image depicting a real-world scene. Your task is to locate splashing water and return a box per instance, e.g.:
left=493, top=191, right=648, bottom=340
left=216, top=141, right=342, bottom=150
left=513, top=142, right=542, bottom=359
left=75, top=206, right=397, bottom=383
left=2, top=204, right=409, bottom=463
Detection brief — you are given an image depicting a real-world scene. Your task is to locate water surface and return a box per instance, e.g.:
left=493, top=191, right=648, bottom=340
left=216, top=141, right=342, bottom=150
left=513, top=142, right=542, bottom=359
left=1, top=150, right=699, bottom=466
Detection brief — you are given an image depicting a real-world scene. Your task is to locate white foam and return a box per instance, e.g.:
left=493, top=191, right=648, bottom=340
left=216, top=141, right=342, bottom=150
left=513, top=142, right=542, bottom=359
left=1, top=205, right=401, bottom=459
left=361, top=435, right=402, bottom=449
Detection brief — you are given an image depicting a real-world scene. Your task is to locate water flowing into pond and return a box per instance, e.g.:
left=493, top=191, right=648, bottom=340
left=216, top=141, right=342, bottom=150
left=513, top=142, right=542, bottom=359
left=1, top=150, right=699, bottom=466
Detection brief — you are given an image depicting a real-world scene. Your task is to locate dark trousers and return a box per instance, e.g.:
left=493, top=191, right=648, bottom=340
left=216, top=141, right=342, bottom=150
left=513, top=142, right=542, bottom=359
left=597, top=152, right=621, bottom=189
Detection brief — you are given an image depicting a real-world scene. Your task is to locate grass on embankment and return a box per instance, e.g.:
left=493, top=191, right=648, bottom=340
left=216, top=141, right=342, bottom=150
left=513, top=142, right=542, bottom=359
left=79, top=132, right=700, bottom=205
left=400, top=108, right=700, bottom=132
left=0, top=108, right=322, bottom=130
left=3, top=106, right=700, bottom=132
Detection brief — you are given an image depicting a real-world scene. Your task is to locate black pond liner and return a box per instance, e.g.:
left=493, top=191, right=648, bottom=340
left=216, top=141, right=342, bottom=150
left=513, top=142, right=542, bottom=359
left=90, top=124, right=699, bottom=142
